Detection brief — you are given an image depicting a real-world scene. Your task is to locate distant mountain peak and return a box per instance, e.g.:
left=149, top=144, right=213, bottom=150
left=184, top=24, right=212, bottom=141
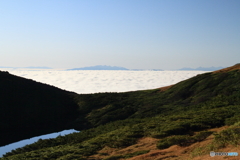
left=67, top=65, right=128, bottom=70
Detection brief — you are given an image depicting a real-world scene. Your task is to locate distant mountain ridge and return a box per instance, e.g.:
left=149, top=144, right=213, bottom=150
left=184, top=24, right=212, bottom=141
left=67, top=65, right=164, bottom=71
left=0, top=65, right=225, bottom=71
left=67, top=65, right=128, bottom=70
left=179, top=66, right=224, bottom=71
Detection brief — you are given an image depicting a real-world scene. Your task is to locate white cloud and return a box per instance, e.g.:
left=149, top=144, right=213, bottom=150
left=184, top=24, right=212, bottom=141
left=8, top=70, right=209, bottom=94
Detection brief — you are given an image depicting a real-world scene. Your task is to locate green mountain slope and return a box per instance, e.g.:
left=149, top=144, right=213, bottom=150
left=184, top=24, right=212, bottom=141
left=1, top=64, right=240, bottom=159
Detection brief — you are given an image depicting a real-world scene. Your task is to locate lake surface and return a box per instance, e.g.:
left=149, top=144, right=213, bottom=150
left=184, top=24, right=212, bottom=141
left=0, top=129, right=79, bottom=157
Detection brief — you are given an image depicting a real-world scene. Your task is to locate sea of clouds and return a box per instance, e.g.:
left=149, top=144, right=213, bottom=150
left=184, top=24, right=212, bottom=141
left=0, top=69, right=209, bottom=157
left=7, top=70, right=208, bottom=94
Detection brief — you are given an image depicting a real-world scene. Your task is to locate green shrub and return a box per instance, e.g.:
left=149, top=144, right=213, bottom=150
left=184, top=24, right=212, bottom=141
left=213, top=126, right=240, bottom=148
left=157, top=131, right=213, bottom=149
left=157, top=135, right=192, bottom=149
left=225, top=115, right=240, bottom=126
left=193, top=131, right=213, bottom=142
left=233, top=121, right=240, bottom=126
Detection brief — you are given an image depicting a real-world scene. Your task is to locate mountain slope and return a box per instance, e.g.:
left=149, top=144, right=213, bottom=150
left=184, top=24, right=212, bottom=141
left=72, top=63, right=240, bottom=129
left=1, top=64, right=240, bottom=159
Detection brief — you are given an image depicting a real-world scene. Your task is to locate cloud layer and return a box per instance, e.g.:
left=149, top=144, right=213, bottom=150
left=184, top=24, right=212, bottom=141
left=8, top=70, right=209, bottom=94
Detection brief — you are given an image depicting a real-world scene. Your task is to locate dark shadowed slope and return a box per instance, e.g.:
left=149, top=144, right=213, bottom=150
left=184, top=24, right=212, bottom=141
left=0, top=71, right=79, bottom=147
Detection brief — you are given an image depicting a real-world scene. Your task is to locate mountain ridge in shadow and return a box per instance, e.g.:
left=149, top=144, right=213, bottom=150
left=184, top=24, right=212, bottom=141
left=0, top=71, right=79, bottom=147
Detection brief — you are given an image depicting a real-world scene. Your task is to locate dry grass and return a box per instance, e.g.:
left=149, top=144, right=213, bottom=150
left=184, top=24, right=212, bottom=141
left=158, top=85, right=174, bottom=92
left=213, top=63, right=240, bottom=73
left=89, top=126, right=240, bottom=160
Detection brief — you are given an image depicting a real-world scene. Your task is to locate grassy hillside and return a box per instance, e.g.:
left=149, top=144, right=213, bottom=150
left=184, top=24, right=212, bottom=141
left=1, top=64, right=240, bottom=159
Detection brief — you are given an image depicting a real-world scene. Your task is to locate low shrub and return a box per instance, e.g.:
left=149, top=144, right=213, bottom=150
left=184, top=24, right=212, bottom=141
left=157, top=135, right=192, bottom=149
left=213, top=126, right=240, bottom=148
left=157, top=131, right=213, bottom=149
left=225, top=115, right=240, bottom=126
left=193, top=131, right=213, bottom=142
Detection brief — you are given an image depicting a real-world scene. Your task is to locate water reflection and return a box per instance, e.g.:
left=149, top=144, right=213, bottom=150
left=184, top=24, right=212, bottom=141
left=0, top=129, right=79, bottom=157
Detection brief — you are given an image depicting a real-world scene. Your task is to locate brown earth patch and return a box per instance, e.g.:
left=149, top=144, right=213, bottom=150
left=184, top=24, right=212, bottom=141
left=90, top=137, right=159, bottom=160
left=158, top=85, right=173, bottom=92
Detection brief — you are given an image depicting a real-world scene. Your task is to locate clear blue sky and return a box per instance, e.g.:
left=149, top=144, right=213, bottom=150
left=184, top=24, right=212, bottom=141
left=1, top=0, right=240, bottom=69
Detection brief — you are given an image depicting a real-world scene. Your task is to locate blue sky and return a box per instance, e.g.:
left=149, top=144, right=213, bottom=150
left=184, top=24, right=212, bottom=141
left=1, top=0, right=240, bottom=69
